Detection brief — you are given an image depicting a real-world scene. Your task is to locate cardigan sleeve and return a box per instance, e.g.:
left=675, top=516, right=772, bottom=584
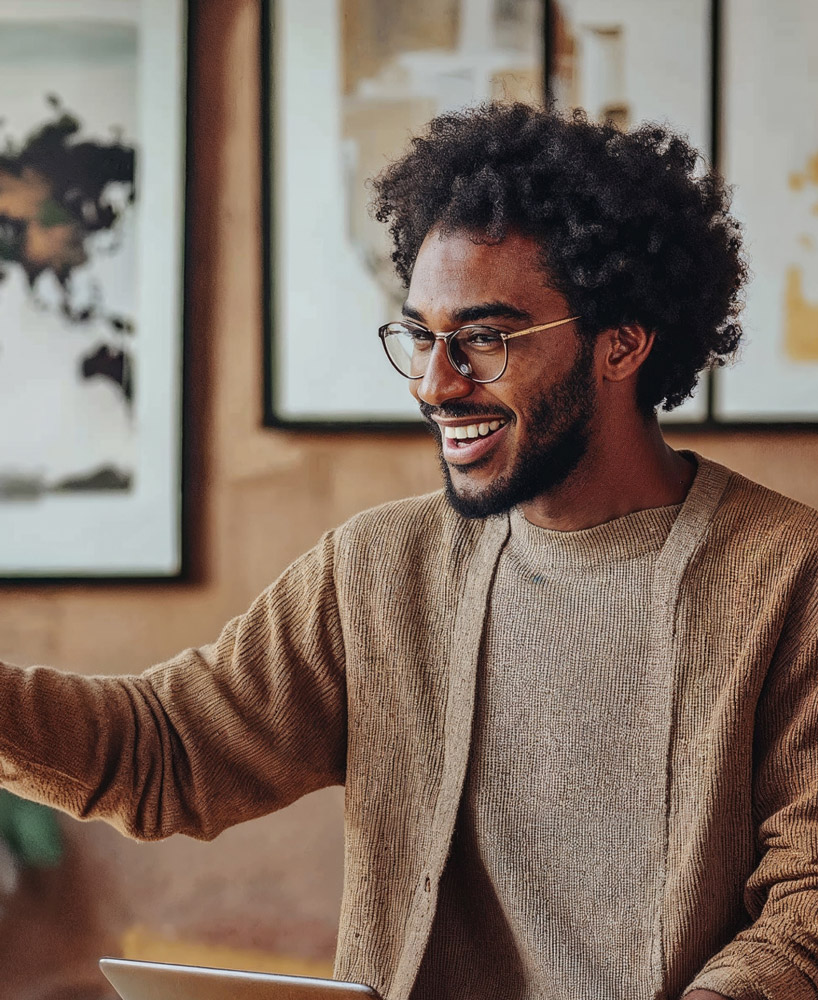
left=0, top=531, right=347, bottom=842
left=684, top=564, right=818, bottom=1000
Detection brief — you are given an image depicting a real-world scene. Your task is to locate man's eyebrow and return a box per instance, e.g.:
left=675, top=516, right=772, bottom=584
left=401, top=303, right=427, bottom=324
left=401, top=301, right=533, bottom=326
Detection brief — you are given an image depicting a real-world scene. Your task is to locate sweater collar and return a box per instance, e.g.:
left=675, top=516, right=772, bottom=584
left=505, top=451, right=727, bottom=573
left=508, top=502, right=681, bottom=572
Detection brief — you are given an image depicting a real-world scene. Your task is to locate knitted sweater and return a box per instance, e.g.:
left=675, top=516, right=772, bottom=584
left=412, top=502, right=683, bottom=999
left=1, top=456, right=818, bottom=1000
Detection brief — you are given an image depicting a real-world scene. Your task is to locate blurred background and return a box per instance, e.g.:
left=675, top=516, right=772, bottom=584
left=0, top=0, right=816, bottom=997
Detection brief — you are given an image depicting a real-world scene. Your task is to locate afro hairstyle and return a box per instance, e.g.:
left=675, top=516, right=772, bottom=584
left=371, top=103, right=747, bottom=414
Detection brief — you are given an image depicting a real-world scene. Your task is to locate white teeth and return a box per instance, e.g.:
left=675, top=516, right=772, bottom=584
left=443, top=420, right=506, bottom=441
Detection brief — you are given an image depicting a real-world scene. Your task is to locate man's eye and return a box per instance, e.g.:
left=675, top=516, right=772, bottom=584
left=405, top=328, right=435, bottom=348
left=463, top=328, right=503, bottom=348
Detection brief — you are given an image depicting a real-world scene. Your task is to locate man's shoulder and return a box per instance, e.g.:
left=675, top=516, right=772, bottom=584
left=339, top=489, right=452, bottom=531
left=335, top=489, right=490, bottom=542
left=712, top=459, right=818, bottom=558
left=330, top=490, right=505, bottom=570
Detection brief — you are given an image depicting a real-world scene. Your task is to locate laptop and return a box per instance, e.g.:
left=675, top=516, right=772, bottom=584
left=99, top=958, right=383, bottom=1000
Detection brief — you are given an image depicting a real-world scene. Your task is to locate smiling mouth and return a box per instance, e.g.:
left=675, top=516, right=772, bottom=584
left=442, top=419, right=507, bottom=445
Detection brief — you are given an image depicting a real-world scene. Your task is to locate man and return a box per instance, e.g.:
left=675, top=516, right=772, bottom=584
left=1, top=104, right=817, bottom=1000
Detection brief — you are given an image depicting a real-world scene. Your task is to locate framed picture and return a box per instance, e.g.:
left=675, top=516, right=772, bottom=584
left=263, top=0, right=546, bottom=427
left=0, top=0, right=187, bottom=578
left=714, top=0, right=818, bottom=422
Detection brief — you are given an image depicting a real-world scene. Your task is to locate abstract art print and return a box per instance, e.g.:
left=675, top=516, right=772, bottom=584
left=0, top=0, right=186, bottom=577
left=264, top=0, right=545, bottom=425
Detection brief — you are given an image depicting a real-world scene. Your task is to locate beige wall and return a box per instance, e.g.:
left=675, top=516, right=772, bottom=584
left=3, top=0, right=818, bottom=992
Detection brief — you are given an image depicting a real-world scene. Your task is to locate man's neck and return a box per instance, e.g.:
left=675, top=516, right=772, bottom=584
left=519, top=417, right=696, bottom=532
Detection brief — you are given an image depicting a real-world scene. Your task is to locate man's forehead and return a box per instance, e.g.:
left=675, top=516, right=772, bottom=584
left=411, top=226, right=529, bottom=272
left=406, top=228, right=564, bottom=321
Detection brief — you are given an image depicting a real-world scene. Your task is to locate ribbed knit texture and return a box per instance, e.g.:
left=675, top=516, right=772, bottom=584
left=411, top=504, right=681, bottom=1000
left=1, top=456, right=818, bottom=1000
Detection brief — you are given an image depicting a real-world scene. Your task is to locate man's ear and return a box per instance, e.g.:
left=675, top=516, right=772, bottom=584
left=597, top=323, right=655, bottom=383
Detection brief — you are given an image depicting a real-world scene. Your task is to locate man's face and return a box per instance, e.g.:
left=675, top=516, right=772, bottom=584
left=406, top=228, right=597, bottom=518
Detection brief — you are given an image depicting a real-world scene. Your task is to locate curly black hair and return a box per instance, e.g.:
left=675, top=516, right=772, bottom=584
left=371, top=103, right=747, bottom=414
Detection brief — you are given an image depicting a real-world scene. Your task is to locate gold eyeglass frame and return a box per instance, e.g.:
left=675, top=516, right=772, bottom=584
left=378, top=314, right=581, bottom=384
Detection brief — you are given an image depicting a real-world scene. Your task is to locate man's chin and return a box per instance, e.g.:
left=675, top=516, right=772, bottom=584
left=439, top=430, right=591, bottom=519
left=440, top=462, right=517, bottom=520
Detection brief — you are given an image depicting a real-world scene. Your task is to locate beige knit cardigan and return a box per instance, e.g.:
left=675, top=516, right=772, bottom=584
left=2, top=456, right=818, bottom=1000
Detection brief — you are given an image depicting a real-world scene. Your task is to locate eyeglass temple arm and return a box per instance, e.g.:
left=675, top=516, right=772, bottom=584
left=503, top=315, right=581, bottom=340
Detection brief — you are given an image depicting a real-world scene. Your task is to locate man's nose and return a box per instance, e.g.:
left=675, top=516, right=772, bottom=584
left=414, top=341, right=474, bottom=407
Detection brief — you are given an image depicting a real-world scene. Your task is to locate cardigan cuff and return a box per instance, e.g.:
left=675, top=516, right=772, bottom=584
left=684, top=957, right=815, bottom=1000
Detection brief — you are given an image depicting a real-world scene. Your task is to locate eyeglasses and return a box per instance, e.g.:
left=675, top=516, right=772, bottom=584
left=378, top=314, right=581, bottom=384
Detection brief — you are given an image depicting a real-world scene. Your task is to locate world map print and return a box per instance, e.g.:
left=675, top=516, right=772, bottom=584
left=0, top=96, right=137, bottom=500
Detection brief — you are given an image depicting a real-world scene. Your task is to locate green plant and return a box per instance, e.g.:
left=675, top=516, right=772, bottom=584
left=0, top=790, right=63, bottom=868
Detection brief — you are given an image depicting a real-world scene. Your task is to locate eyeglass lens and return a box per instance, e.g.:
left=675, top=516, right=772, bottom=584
left=382, top=325, right=507, bottom=382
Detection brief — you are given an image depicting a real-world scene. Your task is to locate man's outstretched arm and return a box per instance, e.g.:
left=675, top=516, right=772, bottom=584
left=0, top=532, right=347, bottom=842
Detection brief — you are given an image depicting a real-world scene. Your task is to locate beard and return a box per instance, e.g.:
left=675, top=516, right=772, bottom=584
left=420, top=341, right=596, bottom=519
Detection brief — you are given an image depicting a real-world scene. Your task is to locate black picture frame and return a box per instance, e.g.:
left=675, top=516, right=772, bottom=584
left=0, top=0, right=190, bottom=581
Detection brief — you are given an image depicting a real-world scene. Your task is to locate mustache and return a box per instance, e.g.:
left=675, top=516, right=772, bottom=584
left=418, top=401, right=514, bottom=425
